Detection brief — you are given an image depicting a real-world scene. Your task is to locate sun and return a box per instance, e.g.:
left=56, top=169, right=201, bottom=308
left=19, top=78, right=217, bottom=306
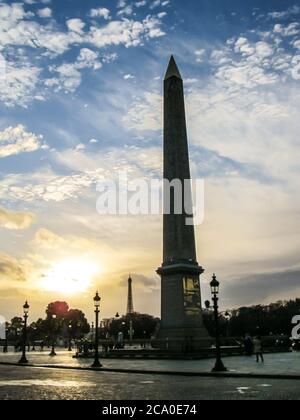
left=41, top=258, right=98, bottom=294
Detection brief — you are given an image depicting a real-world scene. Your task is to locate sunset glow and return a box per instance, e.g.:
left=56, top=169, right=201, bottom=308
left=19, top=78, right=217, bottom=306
left=41, top=259, right=98, bottom=294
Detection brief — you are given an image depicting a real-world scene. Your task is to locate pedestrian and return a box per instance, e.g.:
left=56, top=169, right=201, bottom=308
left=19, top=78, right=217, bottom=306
left=244, top=334, right=253, bottom=356
left=253, top=336, right=264, bottom=363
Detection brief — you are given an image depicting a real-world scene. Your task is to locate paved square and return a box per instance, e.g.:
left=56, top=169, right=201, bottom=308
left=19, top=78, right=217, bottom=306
left=0, top=350, right=300, bottom=400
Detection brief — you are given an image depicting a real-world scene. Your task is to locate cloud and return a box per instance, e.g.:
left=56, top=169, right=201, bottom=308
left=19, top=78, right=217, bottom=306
left=122, top=92, right=162, bottom=131
left=66, top=18, right=85, bottom=34
left=195, top=49, right=205, bottom=62
left=150, top=0, right=170, bottom=9
left=268, top=6, right=300, bottom=20
left=76, top=48, right=102, bottom=69
left=274, top=22, right=299, bottom=37
left=34, top=228, right=64, bottom=249
left=0, top=4, right=165, bottom=54
left=45, top=49, right=102, bottom=92
left=119, top=273, right=159, bottom=290
left=88, top=16, right=165, bottom=48
left=117, top=5, right=133, bottom=16
left=0, top=167, right=104, bottom=202
left=0, top=253, right=26, bottom=282
left=124, top=73, right=135, bottom=80
left=0, top=125, right=45, bottom=158
left=0, top=142, right=163, bottom=204
left=37, top=7, right=52, bottom=18
left=89, top=8, right=111, bottom=20
left=135, top=1, right=147, bottom=7
left=224, top=269, right=300, bottom=307
left=0, top=3, right=166, bottom=105
left=0, top=63, right=41, bottom=107
left=0, top=206, right=35, bottom=230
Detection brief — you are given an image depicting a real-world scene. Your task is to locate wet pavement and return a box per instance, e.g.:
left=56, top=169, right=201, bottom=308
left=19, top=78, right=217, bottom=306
left=0, top=348, right=300, bottom=376
left=0, top=363, right=299, bottom=400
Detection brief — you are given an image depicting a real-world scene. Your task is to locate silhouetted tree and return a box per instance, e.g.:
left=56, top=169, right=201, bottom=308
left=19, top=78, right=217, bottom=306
left=109, top=313, right=159, bottom=339
left=65, top=309, right=90, bottom=340
left=46, top=301, right=69, bottom=318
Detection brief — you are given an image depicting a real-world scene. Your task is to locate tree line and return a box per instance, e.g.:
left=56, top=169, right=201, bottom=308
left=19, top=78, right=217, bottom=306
left=203, top=299, right=300, bottom=337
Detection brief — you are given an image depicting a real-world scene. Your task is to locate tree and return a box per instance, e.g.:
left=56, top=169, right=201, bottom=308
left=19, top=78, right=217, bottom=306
left=65, top=309, right=90, bottom=340
left=227, top=299, right=300, bottom=337
left=7, top=317, right=23, bottom=343
left=46, top=302, right=69, bottom=318
left=108, top=313, right=159, bottom=339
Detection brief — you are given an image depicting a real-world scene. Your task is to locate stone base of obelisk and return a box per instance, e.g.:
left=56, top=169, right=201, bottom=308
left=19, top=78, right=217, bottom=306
left=157, top=328, right=212, bottom=351
left=156, top=263, right=211, bottom=352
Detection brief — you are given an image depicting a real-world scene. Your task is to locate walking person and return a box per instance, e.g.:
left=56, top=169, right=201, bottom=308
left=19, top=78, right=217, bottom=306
left=243, top=334, right=253, bottom=356
left=253, top=336, right=264, bottom=363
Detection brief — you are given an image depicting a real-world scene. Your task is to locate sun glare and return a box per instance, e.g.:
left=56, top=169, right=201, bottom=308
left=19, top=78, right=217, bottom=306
left=41, top=258, right=98, bottom=294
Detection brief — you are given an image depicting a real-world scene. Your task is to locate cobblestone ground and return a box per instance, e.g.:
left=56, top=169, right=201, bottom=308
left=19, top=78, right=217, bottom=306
left=0, top=364, right=299, bottom=400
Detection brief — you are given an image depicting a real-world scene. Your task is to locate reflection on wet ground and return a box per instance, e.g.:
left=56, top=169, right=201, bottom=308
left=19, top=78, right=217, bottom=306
left=0, top=364, right=299, bottom=400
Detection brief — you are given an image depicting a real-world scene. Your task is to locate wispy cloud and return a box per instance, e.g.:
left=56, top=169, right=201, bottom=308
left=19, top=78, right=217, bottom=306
left=0, top=253, right=27, bottom=282
left=0, top=125, right=46, bottom=158
left=0, top=206, right=35, bottom=230
left=0, top=2, right=166, bottom=106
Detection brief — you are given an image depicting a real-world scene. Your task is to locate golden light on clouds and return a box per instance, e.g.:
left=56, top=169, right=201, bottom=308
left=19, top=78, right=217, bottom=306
left=41, top=258, right=98, bottom=295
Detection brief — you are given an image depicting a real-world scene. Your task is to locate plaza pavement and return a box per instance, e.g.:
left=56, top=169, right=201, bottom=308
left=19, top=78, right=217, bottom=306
left=0, top=350, right=300, bottom=400
left=0, top=363, right=299, bottom=400
left=0, top=348, right=300, bottom=377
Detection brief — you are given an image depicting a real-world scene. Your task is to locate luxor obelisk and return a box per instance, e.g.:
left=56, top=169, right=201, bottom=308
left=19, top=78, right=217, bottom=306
left=157, top=56, right=209, bottom=348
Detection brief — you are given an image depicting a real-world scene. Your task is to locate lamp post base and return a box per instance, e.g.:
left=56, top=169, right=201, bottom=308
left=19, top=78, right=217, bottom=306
left=91, top=358, right=102, bottom=368
left=49, top=349, right=57, bottom=357
left=212, top=360, right=227, bottom=373
left=18, top=355, right=28, bottom=364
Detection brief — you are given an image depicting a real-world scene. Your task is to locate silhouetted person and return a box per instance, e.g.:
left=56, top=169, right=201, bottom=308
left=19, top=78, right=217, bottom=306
left=253, top=336, right=264, bottom=363
left=244, top=334, right=253, bottom=356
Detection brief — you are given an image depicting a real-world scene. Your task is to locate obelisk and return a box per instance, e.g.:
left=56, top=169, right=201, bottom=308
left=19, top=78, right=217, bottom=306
left=157, top=56, right=209, bottom=349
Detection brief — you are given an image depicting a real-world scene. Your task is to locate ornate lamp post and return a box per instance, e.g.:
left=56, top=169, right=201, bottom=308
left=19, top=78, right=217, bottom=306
left=18, top=301, right=29, bottom=364
left=49, top=315, right=57, bottom=357
left=91, top=292, right=102, bottom=368
left=68, top=323, right=72, bottom=351
left=210, top=274, right=227, bottom=373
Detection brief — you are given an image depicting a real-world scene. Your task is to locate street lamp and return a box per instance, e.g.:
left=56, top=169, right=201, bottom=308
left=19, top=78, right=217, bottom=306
left=68, top=323, right=72, bottom=351
left=49, top=315, right=57, bottom=357
left=18, top=301, right=29, bottom=364
left=91, top=291, right=102, bottom=368
left=210, top=274, right=227, bottom=373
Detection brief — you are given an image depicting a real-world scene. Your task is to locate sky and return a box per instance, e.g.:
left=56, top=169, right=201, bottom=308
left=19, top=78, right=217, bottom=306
left=1, top=0, right=300, bottom=323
